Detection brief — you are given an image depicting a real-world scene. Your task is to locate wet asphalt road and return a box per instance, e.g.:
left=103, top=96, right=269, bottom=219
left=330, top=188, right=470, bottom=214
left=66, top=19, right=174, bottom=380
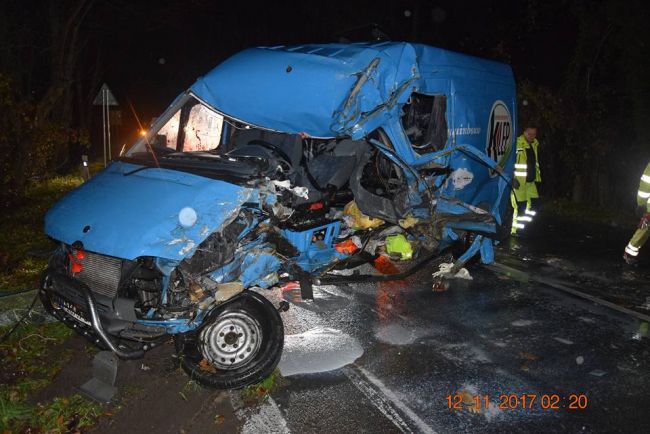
left=27, top=215, right=650, bottom=433
left=260, top=218, right=650, bottom=434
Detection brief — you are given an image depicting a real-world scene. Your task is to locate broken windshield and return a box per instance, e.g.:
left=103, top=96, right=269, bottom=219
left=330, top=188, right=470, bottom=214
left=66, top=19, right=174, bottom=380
left=128, top=95, right=224, bottom=156
left=122, top=94, right=304, bottom=183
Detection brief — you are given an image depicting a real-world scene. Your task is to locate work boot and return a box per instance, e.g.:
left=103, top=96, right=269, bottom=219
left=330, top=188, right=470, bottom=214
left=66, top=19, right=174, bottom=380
left=623, top=252, right=638, bottom=266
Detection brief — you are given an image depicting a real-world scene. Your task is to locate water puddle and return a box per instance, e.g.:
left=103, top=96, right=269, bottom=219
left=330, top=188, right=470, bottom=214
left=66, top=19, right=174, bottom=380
left=278, top=327, right=363, bottom=376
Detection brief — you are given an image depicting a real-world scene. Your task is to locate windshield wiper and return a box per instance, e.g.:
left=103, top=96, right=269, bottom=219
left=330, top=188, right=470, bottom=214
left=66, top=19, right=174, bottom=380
left=122, top=165, right=155, bottom=176
left=163, top=151, right=224, bottom=160
left=118, top=151, right=168, bottom=176
left=162, top=151, right=266, bottom=166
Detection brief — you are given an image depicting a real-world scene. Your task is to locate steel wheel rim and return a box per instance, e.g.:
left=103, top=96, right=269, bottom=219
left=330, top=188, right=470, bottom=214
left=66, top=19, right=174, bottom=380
left=199, top=310, right=262, bottom=370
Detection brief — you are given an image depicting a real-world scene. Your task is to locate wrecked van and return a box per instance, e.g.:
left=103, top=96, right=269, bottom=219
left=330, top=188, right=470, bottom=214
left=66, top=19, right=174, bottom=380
left=40, top=42, right=516, bottom=388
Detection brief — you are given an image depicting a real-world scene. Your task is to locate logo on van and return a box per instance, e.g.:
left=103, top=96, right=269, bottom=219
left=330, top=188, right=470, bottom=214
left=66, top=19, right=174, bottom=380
left=485, top=100, right=512, bottom=177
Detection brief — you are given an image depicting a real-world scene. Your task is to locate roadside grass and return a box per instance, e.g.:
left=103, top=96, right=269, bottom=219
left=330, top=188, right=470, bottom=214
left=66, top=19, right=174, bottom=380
left=0, top=161, right=104, bottom=294
left=241, top=369, right=284, bottom=404
left=31, top=394, right=103, bottom=433
left=178, top=379, right=202, bottom=402
left=0, top=321, right=103, bottom=432
left=0, top=175, right=83, bottom=294
left=0, top=162, right=107, bottom=432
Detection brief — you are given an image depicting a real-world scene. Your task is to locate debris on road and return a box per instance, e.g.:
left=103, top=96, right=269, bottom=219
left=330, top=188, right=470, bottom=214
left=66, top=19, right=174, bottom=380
left=385, top=234, right=413, bottom=261
left=456, top=388, right=482, bottom=413
left=511, top=319, right=535, bottom=327
left=519, top=351, right=540, bottom=361
left=432, top=262, right=473, bottom=281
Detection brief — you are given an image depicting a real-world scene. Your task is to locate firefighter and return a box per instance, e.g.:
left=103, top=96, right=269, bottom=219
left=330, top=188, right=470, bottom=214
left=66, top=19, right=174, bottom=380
left=624, top=161, right=650, bottom=264
left=511, top=126, right=541, bottom=234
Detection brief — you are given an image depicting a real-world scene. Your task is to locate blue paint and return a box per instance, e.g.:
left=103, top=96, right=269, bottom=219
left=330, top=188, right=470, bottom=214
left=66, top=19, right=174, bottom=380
left=453, top=235, right=495, bottom=267
left=136, top=317, right=198, bottom=334
left=281, top=222, right=347, bottom=272
left=188, top=41, right=516, bottom=264
left=191, top=42, right=513, bottom=139
left=44, top=41, right=517, bottom=337
left=293, top=249, right=348, bottom=273
left=239, top=251, right=281, bottom=288
left=207, top=235, right=281, bottom=288
left=281, top=222, right=341, bottom=252
left=479, top=237, right=495, bottom=264
left=44, top=161, right=253, bottom=261
left=457, top=235, right=484, bottom=264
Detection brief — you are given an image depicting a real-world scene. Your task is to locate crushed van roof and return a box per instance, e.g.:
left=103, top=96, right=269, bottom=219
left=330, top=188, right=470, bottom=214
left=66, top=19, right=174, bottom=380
left=190, top=42, right=514, bottom=138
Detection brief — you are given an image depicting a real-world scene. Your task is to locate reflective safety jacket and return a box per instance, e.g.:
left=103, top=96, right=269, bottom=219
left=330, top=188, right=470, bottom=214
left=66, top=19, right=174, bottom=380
left=512, top=135, right=541, bottom=202
left=637, top=161, right=650, bottom=211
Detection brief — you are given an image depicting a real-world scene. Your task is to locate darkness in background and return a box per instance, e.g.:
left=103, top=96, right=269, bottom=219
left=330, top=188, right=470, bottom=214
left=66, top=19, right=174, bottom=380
left=1, top=0, right=649, bottom=209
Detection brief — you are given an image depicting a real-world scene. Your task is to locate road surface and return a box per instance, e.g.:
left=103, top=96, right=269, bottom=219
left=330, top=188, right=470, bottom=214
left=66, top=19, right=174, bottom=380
left=31, top=216, right=650, bottom=433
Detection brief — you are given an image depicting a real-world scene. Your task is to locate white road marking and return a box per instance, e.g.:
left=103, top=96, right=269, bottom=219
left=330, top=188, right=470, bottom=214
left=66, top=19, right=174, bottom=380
left=231, top=392, right=290, bottom=434
left=343, top=366, right=437, bottom=434
left=553, top=337, right=574, bottom=345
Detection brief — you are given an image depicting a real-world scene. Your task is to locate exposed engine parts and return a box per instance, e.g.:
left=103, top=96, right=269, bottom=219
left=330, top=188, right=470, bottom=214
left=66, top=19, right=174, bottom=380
left=40, top=41, right=516, bottom=389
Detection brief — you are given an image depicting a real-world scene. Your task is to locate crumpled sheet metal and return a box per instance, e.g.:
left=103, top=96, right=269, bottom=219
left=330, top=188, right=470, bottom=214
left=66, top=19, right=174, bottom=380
left=190, top=42, right=515, bottom=235
left=45, top=41, right=517, bottom=291
left=208, top=239, right=281, bottom=289
left=191, top=43, right=419, bottom=139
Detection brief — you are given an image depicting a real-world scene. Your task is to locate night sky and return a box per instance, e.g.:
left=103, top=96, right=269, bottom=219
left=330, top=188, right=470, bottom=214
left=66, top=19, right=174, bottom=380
left=98, top=0, right=579, bottom=130
left=3, top=0, right=649, bottom=206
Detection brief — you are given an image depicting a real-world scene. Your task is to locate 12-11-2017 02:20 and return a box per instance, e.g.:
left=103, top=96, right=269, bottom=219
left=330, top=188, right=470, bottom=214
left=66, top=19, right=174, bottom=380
left=446, top=393, right=589, bottom=411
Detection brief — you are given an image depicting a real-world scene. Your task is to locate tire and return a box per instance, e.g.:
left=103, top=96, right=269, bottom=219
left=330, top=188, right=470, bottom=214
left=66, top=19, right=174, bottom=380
left=176, top=290, right=284, bottom=389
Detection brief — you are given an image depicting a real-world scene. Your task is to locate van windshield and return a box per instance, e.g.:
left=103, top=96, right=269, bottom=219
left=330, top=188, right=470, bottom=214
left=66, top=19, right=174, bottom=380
left=122, top=94, right=303, bottom=183
left=128, top=96, right=225, bottom=156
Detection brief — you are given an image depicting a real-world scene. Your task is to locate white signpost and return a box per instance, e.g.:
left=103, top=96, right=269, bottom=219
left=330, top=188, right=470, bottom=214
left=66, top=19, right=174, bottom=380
left=93, top=83, right=119, bottom=166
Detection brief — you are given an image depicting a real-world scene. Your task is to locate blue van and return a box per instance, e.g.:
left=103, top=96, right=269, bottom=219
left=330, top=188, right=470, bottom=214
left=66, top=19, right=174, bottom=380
left=40, top=42, right=516, bottom=388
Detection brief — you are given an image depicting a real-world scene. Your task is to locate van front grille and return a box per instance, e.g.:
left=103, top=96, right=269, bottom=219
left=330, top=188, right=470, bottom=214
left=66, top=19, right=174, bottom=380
left=74, top=252, right=122, bottom=298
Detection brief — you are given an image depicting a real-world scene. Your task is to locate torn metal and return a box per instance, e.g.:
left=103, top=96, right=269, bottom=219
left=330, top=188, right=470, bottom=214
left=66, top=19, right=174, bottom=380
left=40, top=41, right=516, bottom=388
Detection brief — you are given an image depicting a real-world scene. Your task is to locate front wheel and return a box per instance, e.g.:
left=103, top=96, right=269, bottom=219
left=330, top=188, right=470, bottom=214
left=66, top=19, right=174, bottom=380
left=176, top=290, right=284, bottom=389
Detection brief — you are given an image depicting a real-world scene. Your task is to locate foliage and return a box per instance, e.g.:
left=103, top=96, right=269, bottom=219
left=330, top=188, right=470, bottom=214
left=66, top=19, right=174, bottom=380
left=0, top=321, right=102, bottom=432
left=30, top=394, right=103, bottom=433
left=0, top=314, right=105, bottom=432
left=516, top=0, right=650, bottom=209
left=0, top=392, right=103, bottom=433
left=241, top=369, right=283, bottom=404
left=0, top=172, right=83, bottom=293
left=0, top=73, right=90, bottom=205
left=0, top=323, right=72, bottom=400
left=0, top=166, right=106, bottom=431
left=178, top=379, right=202, bottom=402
